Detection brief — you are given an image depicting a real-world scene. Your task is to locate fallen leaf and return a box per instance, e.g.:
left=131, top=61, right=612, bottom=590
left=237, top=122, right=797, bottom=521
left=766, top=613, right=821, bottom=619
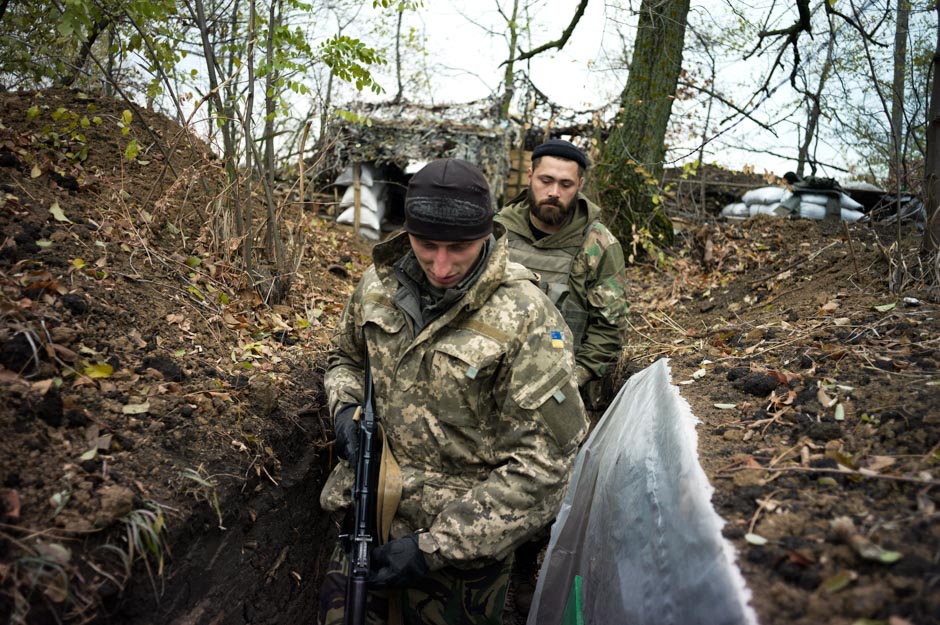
left=861, top=455, right=896, bottom=472
left=714, top=403, right=737, bottom=410
left=84, top=363, right=114, bottom=378
left=817, top=387, right=838, bottom=408
left=49, top=201, right=73, bottom=223
left=850, top=534, right=902, bottom=564
left=745, top=533, right=768, bottom=545
left=1, top=489, right=21, bottom=520
left=122, top=401, right=150, bottom=415
left=873, top=302, right=897, bottom=312
left=819, top=569, right=856, bottom=594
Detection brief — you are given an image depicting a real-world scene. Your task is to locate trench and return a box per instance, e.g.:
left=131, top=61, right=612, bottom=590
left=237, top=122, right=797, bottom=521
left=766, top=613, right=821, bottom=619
left=96, top=410, right=336, bottom=625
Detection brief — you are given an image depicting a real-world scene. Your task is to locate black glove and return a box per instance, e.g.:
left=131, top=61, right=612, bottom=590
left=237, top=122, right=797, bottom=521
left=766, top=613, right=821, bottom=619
left=333, top=403, right=360, bottom=466
left=367, top=534, right=429, bottom=589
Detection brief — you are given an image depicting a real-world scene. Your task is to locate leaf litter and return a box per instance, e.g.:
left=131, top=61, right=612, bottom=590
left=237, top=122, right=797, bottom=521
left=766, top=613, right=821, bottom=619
left=0, top=89, right=937, bottom=625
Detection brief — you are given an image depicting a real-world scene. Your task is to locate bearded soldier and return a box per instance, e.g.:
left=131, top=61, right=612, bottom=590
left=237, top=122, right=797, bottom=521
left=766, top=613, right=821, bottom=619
left=495, top=139, right=630, bottom=615
left=496, top=139, right=630, bottom=414
left=317, top=158, right=589, bottom=625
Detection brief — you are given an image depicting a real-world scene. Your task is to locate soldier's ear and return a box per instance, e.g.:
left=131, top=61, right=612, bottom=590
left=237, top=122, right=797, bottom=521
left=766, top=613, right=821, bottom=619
left=578, top=177, right=585, bottom=191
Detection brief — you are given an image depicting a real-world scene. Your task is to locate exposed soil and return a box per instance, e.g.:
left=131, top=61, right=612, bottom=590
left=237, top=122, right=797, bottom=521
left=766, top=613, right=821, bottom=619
left=1, top=89, right=938, bottom=625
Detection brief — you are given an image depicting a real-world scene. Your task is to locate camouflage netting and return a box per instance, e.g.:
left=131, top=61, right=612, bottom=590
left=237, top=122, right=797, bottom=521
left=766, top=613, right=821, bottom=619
left=318, top=98, right=514, bottom=201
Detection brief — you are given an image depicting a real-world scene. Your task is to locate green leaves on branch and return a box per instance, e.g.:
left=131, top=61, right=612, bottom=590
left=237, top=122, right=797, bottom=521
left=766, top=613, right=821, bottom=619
left=320, top=35, right=386, bottom=94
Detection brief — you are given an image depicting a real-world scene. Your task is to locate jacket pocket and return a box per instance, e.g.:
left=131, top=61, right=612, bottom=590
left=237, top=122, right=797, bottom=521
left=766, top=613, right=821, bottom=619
left=429, top=331, right=506, bottom=427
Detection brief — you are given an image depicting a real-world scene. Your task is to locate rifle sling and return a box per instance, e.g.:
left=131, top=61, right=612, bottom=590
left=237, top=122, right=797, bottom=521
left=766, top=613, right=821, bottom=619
left=376, top=423, right=402, bottom=545
left=376, top=423, right=404, bottom=625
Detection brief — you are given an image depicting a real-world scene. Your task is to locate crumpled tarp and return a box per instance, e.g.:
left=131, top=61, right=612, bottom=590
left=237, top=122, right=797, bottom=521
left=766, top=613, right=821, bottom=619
left=527, top=358, right=759, bottom=625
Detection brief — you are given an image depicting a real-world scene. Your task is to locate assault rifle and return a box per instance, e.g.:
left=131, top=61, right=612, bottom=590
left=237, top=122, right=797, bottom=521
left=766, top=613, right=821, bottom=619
left=344, top=341, right=379, bottom=625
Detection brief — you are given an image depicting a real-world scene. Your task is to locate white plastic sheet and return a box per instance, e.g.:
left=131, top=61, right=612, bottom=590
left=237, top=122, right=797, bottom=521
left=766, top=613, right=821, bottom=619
left=528, top=359, right=759, bottom=625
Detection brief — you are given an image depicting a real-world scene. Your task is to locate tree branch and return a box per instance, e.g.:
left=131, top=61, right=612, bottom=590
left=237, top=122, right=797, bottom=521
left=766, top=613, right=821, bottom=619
left=512, top=0, right=588, bottom=63
left=680, top=79, right=776, bottom=132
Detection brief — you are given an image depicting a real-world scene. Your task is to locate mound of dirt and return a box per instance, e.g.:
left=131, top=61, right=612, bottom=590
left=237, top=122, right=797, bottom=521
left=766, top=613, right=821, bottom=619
left=621, top=216, right=940, bottom=625
left=1, top=89, right=938, bottom=625
left=0, top=88, right=371, bottom=624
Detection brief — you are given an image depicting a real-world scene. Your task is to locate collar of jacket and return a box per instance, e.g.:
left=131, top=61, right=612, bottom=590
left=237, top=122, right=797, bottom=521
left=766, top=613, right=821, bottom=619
left=498, top=192, right=601, bottom=247
left=372, top=222, right=533, bottom=314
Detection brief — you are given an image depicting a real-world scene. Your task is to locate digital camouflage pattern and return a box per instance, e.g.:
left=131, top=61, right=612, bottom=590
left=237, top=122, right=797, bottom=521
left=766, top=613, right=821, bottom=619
left=318, top=543, right=511, bottom=625
left=495, top=192, right=630, bottom=386
left=320, top=227, right=588, bottom=571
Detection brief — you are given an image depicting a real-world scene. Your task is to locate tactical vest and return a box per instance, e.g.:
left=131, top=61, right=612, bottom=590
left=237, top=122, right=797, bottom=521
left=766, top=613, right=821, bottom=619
left=506, top=232, right=590, bottom=349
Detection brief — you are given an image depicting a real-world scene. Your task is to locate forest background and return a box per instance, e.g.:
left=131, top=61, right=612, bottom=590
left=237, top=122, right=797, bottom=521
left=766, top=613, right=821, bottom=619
left=2, top=0, right=939, bottom=273
left=1, top=2, right=940, bottom=623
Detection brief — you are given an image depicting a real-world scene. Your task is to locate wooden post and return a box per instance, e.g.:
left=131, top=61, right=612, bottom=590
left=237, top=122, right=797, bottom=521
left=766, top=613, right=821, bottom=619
left=353, top=162, right=361, bottom=238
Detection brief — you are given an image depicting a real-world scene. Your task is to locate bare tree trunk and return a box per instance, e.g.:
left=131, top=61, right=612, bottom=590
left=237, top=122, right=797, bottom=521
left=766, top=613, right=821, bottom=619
left=60, top=14, right=111, bottom=87
left=796, top=15, right=835, bottom=178
left=892, top=0, right=911, bottom=189
left=599, top=0, right=691, bottom=252
left=264, top=0, right=278, bottom=257
left=394, top=6, right=405, bottom=102
left=499, top=0, right=520, bottom=121
left=190, top=0, right=240, bottom=236
left=261, top=0, right=290, bottom=303
left=923, top=0, right=940, bottom=260
left=696, top=46, right=715, bottom=217
left=243, top=0, right=256, bottom=276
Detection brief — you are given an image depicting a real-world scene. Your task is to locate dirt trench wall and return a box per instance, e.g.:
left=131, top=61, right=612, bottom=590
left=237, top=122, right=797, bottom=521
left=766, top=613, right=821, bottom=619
left=99, top=413, right=335, bottom=625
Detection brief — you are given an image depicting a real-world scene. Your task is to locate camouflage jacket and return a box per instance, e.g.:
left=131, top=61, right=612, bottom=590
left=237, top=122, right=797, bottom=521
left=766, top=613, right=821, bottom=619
left=320, top=228, right=589, bottom=570
left=495, top=192, right=630, bottom=384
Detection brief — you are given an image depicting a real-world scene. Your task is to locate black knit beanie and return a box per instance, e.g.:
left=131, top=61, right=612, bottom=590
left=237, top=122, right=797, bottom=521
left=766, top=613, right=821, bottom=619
left=532, top=139, right=588, bottom=169
left=404, top=159, right=493, bottom=241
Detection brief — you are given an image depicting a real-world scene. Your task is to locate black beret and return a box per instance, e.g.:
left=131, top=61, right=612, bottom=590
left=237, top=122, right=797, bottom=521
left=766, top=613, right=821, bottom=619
left=532, top=139, right=588, bottom=169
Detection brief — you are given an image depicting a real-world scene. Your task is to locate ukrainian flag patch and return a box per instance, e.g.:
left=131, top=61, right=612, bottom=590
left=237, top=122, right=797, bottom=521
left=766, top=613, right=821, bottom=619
left=550, top=330, right=564, bottom=349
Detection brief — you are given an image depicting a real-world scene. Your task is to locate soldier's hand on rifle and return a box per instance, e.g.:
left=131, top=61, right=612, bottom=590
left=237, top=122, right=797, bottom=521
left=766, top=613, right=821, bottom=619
left=333, top=403, right=361, bottom=465
left=367, top=534, right=429, bottom=589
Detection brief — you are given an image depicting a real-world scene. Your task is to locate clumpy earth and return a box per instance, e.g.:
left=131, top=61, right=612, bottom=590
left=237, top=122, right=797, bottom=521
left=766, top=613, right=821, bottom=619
left=1, top=89, right=938, bottom=625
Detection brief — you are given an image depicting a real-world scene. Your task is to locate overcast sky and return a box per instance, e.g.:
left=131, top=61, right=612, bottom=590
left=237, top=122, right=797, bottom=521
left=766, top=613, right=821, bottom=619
left=371, top=1, right=864, bottom=180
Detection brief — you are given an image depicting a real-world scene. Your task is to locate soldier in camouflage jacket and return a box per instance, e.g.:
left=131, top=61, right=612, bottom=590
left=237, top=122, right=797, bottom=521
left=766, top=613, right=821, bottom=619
left=317, top=159, right=589, bottom=625
left=495, top=139, right=630, bottom=410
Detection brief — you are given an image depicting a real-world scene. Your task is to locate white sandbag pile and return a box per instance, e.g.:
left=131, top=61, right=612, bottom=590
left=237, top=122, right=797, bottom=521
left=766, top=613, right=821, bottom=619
left=796, top=192, right=865, bottom=222
left=335, top=163, right=387, bottom=240
left=721, top=184, right=866, bottom=223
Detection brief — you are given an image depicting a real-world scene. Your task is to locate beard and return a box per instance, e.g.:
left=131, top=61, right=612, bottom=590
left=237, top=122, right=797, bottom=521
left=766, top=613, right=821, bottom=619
left=527, top=188, right=575, bottom=226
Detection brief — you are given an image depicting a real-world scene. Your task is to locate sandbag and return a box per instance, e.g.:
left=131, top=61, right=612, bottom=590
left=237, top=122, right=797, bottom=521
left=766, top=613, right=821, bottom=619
left=720, top=202, right=749, bottom=219
left=839, top=192, right=864, bottom=211
left=334, top=163, right=376, bottom=187
left=797, top=192, right=831, bottom=206
left=742, top=186, right=790, bottom=205
left=528, top=359, right=758, bottom=625
left=336, top=184, right=387, bottom=239
left=797, top=203, right=865, bottom=222
left=748, top=203, right=789, bottom=217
